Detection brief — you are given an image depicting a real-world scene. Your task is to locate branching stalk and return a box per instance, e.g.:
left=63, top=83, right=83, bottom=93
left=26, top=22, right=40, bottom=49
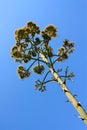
left=11, top=21, right=87, bottom=125
left=27, top=60, right=36, bottom=71
left=44, top=79, right=57, bottom=84
left=43, top=70, right=50, bottom=82
left=40, top=53, right=87, bottom=124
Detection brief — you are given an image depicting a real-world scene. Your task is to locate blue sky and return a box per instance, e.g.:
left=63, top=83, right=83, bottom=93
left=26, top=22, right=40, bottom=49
left=0, top=0, right=87, bottom=130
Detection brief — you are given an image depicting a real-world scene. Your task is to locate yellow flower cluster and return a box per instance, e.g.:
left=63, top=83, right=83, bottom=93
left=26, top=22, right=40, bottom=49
left=10, top=45, right=24, bottom=58
left=15, top=27, right=29, bottom=42
left=57, top=39, right=74, bottom=62
left=15, top=21, right=40, bottom=42
left=44, top=25, right=57, bottom=37
left=26, top=21, right=40, bottom=35
left=33, top=64, right=45, bottom=74
left=17, top=66, right=30, bottom=79
left=10, top=44, right=31, bottom=63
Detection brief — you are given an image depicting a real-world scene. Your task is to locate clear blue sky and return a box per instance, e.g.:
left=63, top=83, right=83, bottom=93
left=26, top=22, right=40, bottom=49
left=0, top=0, right=87, bottom=130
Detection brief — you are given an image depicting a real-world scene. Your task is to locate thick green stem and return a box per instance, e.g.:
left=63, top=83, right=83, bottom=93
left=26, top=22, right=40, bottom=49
left=40, top=53, right=87, bottom=125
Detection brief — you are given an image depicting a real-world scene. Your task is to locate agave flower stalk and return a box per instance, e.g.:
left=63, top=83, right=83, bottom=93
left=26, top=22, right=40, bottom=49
left=10, top=21, right=87, bottom=125
left=40, top=53, right=87, bottom=124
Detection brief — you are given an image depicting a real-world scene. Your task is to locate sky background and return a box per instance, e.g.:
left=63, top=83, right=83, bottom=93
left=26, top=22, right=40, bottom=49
left=0, top=0, right=87, bottom=130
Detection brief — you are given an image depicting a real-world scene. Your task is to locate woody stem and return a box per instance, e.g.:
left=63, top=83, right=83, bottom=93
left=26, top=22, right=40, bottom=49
left=40, top=52, right=87, bottom=125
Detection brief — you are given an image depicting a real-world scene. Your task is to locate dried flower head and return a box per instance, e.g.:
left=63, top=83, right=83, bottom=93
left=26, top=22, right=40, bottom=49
left=17, top=65, right=30, bottom=79
left=10, top=45, right=23, bottom=58
left=44, top=25, right=57, bottom=37
left=33, top=65, right=45, bottom=74
left=26, top=21, right=40, bottom=34
left=15, top=27, right=29, bottom=41
left=41, top=31, right=51, bottom=43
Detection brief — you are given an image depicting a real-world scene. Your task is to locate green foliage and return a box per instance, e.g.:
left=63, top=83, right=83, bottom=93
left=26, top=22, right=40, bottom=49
left=11, top=21, right=74, bottom=91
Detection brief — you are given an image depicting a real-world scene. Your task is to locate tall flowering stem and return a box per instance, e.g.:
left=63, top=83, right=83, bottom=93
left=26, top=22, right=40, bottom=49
left=10, top=21, right=87, bottom=124
left=40, top=53, right=87, bottom=124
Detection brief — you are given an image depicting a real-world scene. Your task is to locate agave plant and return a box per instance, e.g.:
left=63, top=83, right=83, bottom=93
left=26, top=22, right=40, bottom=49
left=10, top=21, right=87, bottom=124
